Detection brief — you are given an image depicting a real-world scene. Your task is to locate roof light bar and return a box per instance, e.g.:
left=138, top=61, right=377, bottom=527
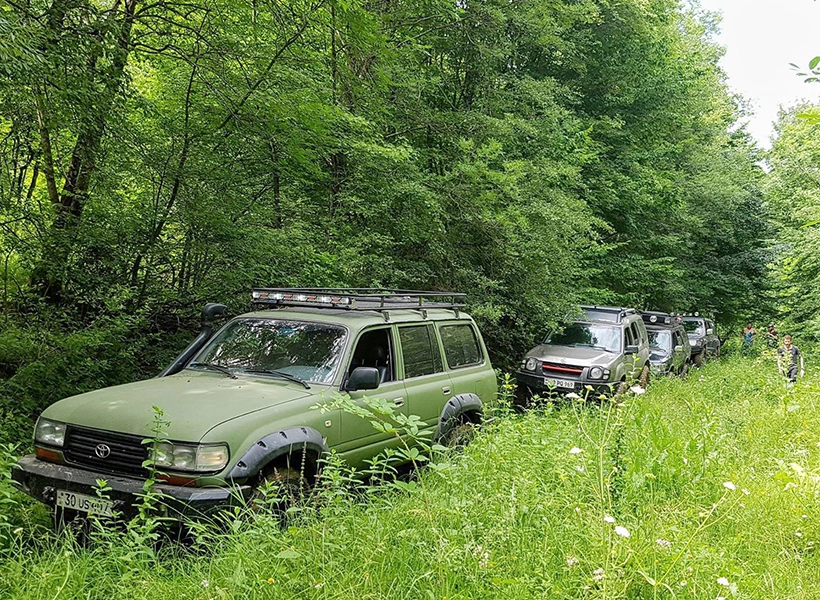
left=250, top=288, right=466, bottom=313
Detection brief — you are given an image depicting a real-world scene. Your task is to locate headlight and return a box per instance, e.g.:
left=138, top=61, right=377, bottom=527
left=35, top=418, right=66, bottom=447
left=151, top=442, right=229, bottom=472
left=525, top=357, right=538, bottom=371
left=589, top=367, right=603, bottom=379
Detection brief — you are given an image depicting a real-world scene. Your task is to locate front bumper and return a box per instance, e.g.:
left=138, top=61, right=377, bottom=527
left=11, top=455, right=251, bottom=520
left=515, top=370, right=614, bottom=398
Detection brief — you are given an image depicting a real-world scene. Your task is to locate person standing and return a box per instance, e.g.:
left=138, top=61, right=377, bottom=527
left=741, top=322, right=756, bottom=354
left=778, top=335, right=804, bottom=383
left=766, top=324, right=779, bottom=349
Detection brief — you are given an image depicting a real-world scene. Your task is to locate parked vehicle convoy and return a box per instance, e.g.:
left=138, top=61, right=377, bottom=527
left=642, top=311, right=691, bottom=377
left=515, top=306, right=651, bottom=403
left=12, top=289, right=495, bottom=527
left=681, top=314, right=720, bottom=366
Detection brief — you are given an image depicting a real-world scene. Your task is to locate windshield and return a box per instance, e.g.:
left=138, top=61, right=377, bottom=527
left=649, top=330, right=672, bottom=358
left=682, top=319, right=704, bottom=335
left=546, top=323, right=621, bottom=353
left=190, top=319, right=346, bottom=384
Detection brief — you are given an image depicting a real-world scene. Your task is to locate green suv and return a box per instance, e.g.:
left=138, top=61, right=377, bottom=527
left=13, top=289, right=495, bottom=524
left=515, top=306, right=651, bottom=402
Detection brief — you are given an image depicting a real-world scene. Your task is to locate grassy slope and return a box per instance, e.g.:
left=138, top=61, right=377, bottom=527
left=2, top=355, right=820, bottom=599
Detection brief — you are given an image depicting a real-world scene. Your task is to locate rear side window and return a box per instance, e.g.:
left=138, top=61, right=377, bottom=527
left=399, top=325, right=443, bottom=379
left=439, top=324, right=482, bottom=368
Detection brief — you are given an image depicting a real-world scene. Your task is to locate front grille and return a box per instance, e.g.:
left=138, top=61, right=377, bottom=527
left=542, top=362, right=584, bottom=377
left=64, top=427, right=149, bottom=476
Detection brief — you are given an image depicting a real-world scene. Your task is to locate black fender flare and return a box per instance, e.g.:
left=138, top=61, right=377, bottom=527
left=433, top=393, right=483, bottom=442
left=226, top=426, right=329, bottom=483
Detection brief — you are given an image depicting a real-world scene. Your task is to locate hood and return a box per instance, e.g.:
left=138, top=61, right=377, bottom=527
left=526, top=344, right=617, bottom=367
left=40, top=371, right=315, bottom=443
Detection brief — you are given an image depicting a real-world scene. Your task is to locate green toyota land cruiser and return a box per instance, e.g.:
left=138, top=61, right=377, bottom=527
left=515, top=305, right=651, bottom=403
left=12, top=289, right=495, bottom=525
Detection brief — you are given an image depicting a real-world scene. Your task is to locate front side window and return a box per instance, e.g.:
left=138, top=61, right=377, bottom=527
left=440, top=324, right=482, bottom=368
left=192, top=319, right=346, bottom=384
left=546, top=323, right=622, bottom=354
left=399, top=325, right=443, bottom=378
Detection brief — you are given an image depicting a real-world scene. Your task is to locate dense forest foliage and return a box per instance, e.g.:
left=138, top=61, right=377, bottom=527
left=0, top=0, right=781, bottom=438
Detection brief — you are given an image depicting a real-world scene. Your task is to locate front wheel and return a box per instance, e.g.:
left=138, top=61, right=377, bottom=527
left=441, top=415, right=478, bottom=448
left=693, top=352, right=704, bottom=367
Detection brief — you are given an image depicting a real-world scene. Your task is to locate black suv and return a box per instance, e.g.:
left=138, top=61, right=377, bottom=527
left=681, top=315, right=720, bottom=366
left=515, top=306, right=651, bottom=402
left=642, top=312, right=691, bottom=377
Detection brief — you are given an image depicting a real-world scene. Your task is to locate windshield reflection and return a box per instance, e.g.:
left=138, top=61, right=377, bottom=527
left=546, top=323, right=622, bottom=353
left=190, top=319, right=346, bottom=384
left=649, top=330, right=672, bottom=359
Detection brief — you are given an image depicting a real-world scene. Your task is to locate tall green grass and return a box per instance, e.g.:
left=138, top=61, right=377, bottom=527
left=1, top=355, right=820, bottom=599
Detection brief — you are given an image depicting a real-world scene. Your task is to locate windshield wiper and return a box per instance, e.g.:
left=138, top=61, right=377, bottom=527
left=241, top=369, right=311, bottom=389
left=187, top=362, right=238, bottom=379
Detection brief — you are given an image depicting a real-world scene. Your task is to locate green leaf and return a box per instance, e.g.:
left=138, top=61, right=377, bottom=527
left=809, top=56, right=820, bottom=70
left=275, top=549, right=302, bottom=559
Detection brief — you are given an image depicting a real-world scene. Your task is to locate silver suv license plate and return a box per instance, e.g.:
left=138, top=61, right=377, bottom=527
left=545, top=377, right=575, bottom=390
left=56, top=490, right=115, bottom=517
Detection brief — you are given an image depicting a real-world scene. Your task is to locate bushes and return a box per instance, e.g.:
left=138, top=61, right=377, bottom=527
left=0, top=314, right=183, bottom=446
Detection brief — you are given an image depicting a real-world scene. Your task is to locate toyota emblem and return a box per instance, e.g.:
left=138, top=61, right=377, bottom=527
left=94, top=444, right=111, bottom=459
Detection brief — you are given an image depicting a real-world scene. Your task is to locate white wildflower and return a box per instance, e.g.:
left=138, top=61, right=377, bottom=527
left=566, top=392, right=580, bottom=399
left=603, top=514, right=616, bottom=523
left=614, top=525, right=630, bottom=538
left=593, top=568, right=605, bottom=581
left=566, top=556, right=579, bottom=567
left=796, top=531, right=804, bottom=538
left=569, top=446, right=583, bottom=455
left=717, top=577, right=730, bottom=586
left=722, top=481, right=736, bottom=491
left=202, top=580, right=210, bottom=588
left=630, top=385, right=645, bottom=395
left=655, top=538, right=672, bottom=548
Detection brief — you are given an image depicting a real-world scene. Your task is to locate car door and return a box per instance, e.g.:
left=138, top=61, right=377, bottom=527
left=396, top=323, right=452, bottom=436
left=335, top=325, right=409, bottom=464
left=438, top=321, right=488, bottom=398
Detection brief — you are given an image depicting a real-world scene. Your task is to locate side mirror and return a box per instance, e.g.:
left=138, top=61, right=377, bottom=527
left=674, top=345, right=683, bottom=352
left=706, top=328, right=714, bottom=335
left=344, top=367, right=380, bottom=392
left=625, top=344, right=638, bottom=354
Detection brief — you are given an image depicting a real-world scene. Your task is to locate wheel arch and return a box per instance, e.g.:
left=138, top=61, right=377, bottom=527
left=226, top=426, right=329, bottom=484
left=433, top=393, right=483, bottom=443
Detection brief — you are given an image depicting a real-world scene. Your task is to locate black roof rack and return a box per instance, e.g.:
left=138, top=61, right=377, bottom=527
left=251, top=288, right=466, bottom=317
left=579, top=305, right=637, bottom=324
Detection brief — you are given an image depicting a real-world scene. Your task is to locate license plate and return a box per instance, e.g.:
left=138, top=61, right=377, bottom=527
left=56, top=490, right=115, bottom=517
left=545, top=377, right=576, bottom=390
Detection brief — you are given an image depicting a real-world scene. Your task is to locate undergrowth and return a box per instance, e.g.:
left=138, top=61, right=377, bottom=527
left=1, top=355, right=820, bottom=598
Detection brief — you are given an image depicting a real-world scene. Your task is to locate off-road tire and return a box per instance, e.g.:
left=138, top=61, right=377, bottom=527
left=639, top=364, right=650, bottom=389
left=679, top=363, right=689, bottom=379
left=615, top=379, right=629, bottom=396
left=693, top=352, right=704, bottom=367
left=441, top=415, right=477, bottom=448
left=251, top=464, right=309, bottom=517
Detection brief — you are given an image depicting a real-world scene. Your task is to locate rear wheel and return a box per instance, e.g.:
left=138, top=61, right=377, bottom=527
left=441, top=415, right=478, bottom=448
left=693, top=352, right=704, bottom=367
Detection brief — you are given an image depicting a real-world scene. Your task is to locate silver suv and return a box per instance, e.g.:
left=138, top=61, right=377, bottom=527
left=515, top=306, right=651, bottom=402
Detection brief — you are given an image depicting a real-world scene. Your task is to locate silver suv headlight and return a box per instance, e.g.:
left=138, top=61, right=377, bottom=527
left=588, top=367, right=611, bottom=380
left=151, top=442, right=229, bottom=472
left=34, top=418, right=66, bottom=447
left=525, top=357, right=538, bottom=371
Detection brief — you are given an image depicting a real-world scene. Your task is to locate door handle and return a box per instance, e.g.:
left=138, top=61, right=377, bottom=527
left=441, top=386, right=451, bottom=395
left=393, top=397, right=404, bottom=407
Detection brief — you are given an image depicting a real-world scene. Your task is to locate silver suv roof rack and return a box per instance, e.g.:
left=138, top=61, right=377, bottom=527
left=251, top=288, right=466, bottom=314
left=579, top=305, right=637, bottom=324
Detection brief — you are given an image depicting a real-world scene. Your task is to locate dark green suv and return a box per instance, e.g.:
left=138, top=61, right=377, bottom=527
left=13, top=289, right=495, bottom=524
